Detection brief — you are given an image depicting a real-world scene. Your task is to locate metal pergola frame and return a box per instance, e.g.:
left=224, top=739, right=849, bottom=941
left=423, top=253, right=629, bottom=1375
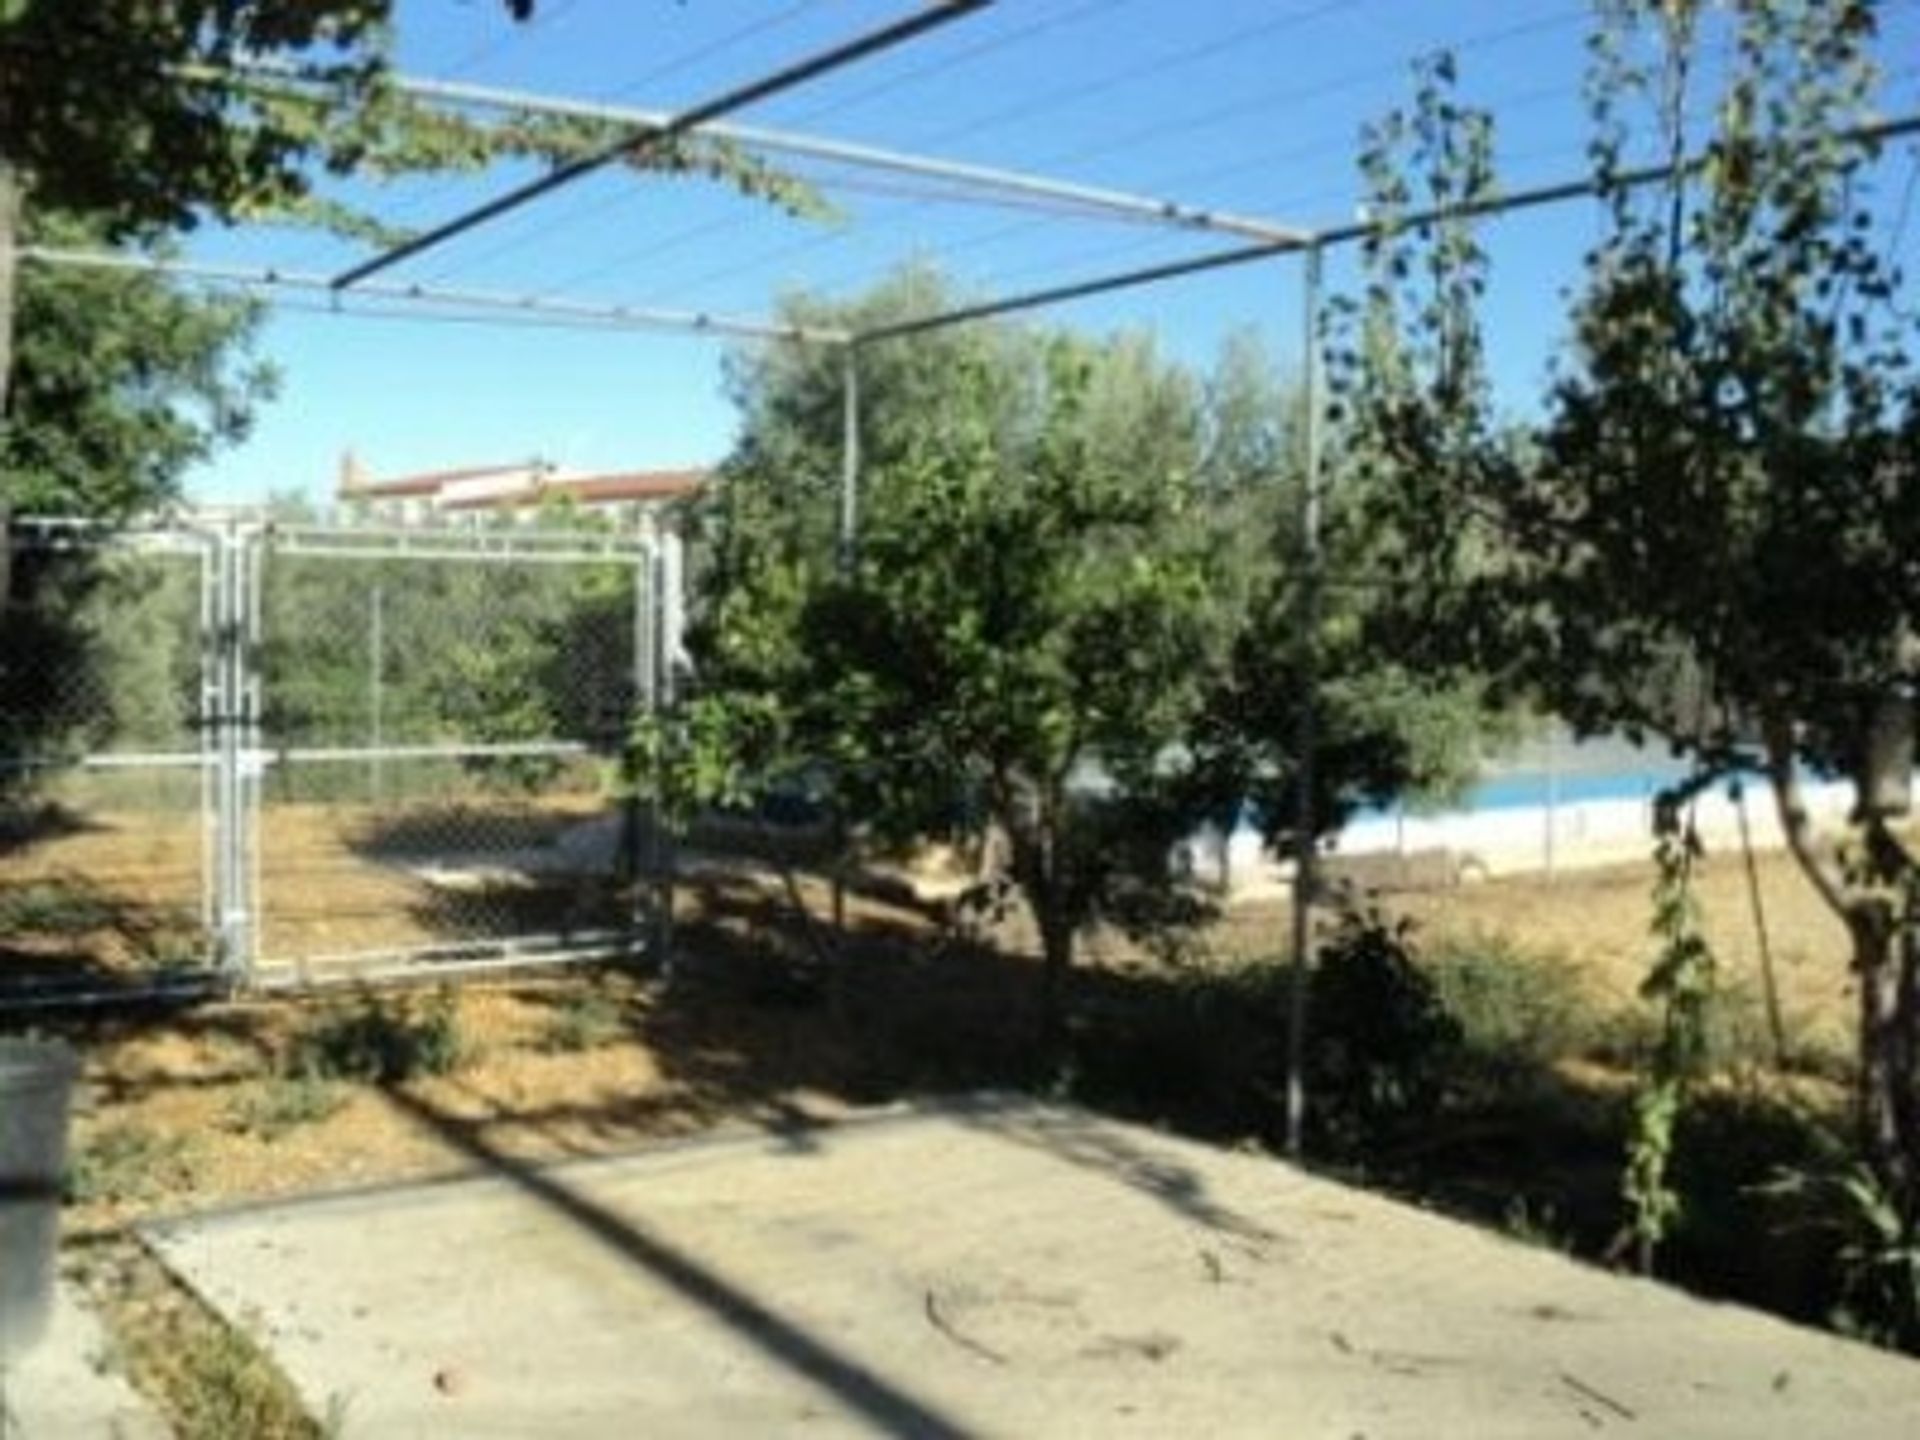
left=11, top=0, right=1919, bottom=1149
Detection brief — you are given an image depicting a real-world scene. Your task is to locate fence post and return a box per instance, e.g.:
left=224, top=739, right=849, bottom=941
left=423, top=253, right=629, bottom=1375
left=212, top=523, right=255, bottom=980
left=1285, top=242, right=1325, bottom=1161
left=1544, top=723, right=1559, bottom=882
left=367, top=582, right=385, bottom=805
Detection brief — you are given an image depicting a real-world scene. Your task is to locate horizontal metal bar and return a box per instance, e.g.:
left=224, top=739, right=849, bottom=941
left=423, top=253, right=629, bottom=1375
left=7, top=516, right=216, bottom=554
left=0, top=974, right=226, bottom=1013
left=16, top=248, right=846, bottom=345
left=1310, top=110, right=1920, bottom=247
left=0, top=749, right=208, bottom=774
left=272, top=740, right=595, bottom=764
left=1, top=740, right=605, bottom=774
left=361, top=73, right=1310, bottom=245
left=265, top=540, right=654, bottom=566
left=332, top=0, right=991, bottom=290
left=251, top=931, right=636, bottom=984
left=857, top=108, right=1920, bottom=344
left=855, top=234, right=1310, bottom=344
left=265, top=523, right=655, bottom=562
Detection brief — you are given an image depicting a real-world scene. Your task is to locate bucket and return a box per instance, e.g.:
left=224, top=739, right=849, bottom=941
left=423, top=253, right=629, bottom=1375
left=0, top=1038, right=79, bottom=1363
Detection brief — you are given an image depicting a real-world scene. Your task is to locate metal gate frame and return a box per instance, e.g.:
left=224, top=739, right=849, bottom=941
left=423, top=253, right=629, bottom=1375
left=1, top=514, right=679, bottom=1004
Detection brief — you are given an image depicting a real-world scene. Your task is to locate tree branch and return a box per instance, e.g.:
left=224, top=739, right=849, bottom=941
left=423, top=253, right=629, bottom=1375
left=1763, top=714, right=1852, bottom=921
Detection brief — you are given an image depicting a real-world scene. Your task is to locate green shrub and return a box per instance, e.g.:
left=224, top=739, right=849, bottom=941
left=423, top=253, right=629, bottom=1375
left=1424, top=931, right=1598, bottom=1075
left=226, top=1073, right=347, bottom=1141
left=537, top=991, right=626, bottom=1054
left=1307, top=909, right=1462, bottom=1149
left=1066, top=961, right=1289, bottom=1136
left=293, top=993, right=467, bottom=1085
left=0, top=877, right=119, bottom=934
left=67, top=1123, right=197, bottom=1206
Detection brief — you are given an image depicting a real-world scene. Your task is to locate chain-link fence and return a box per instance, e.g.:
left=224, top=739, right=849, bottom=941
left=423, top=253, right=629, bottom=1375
left=0, top=516, right=676, bottom=1001
left=0, top=521, right=217, bottom=1001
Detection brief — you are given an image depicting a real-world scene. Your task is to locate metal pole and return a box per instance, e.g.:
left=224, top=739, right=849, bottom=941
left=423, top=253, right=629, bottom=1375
left=1285, top=243, right=1325, bottom=1160
left=651, top=530, right=678, bottom=975
left=332, top=0, right=992, bottom=290
left=839, top=346, right=861, bottom=574
left=855, top=112, right=1920, bottom=347
left=15, top=248, right=846, bottom=346
left=369, top=582, right=385, bottom=805
left=197, top=532, right=219, bottom=953
left=240, top=525, right=264, bottom=984
left=1544, top=722, right=1559, bottom=881
left=220, top=64, right=1310, bottom=246
left=619, top=539, right=647, bottom=953
left=831, top=345, right=860, bottom=936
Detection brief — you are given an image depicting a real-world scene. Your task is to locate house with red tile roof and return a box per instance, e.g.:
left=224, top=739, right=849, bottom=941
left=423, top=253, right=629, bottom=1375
left=338, top=451, right=707, bottom=526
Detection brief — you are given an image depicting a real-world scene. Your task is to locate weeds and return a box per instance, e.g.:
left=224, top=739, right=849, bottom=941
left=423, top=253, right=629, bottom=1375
left=1424, top=931, right=1597, bottom=1074
left=537, top=991, right=626, bottom=1053
left=292, top=991, right=467, bottom=1085
left=72, top=1235, right=334, bottom=1439
left=0, top=876, right=119, bottom=934
left=226, top=1072, right=347, bottom=1141
left=66, top=1122, right=198, bottom=1207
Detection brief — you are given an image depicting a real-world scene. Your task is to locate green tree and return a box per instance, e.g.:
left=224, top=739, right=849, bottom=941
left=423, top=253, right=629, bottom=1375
left=0, top=212, right=272, bottom=771
left=0, top=0, right=818, bottom=419
left=2, top=213, right=274, bottom=520
left=657, top=270, right=1501, bottom=1050
left=659, top=279, right=1240, bottom=1045
left=1348, top=0, right=1920, bottom=1314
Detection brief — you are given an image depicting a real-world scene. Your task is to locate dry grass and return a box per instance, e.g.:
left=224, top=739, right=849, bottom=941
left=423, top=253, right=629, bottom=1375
left=66, top=1234, right=329, bottom=1440
left=13, top=821, right=1885, bottom=1427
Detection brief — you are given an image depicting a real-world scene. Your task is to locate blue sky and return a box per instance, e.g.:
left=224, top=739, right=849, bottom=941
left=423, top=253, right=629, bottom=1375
left=188, top=0, right=1920, bottom=503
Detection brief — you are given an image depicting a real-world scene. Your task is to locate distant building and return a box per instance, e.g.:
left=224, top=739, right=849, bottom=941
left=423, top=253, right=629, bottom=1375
left=337, top=452, right=707, bottom=527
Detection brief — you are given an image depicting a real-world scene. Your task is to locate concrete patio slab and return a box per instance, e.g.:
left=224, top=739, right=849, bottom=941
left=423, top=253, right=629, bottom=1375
left=145, top=1095, right=1920, bottom=1439
left=2, top=1284, right=166, bottom=1439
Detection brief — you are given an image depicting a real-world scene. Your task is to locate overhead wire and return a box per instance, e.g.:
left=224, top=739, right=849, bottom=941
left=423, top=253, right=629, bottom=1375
left=1020, top=5, right=1588, bottom=181
left=403, top=2, right=862, bottom=288
left=902, top=0, right=1358, bottom=153
left=600, top=0, right=829, bottom=102
left=776, top=0, right=1141, bottom=130
left=631, top=4, right=1603, bottom=314
left=436, top=0, right=585, bottom=82
left=478, top=0, right=1185, bottom=300
left=427, top=0, right=1526, bottom=303
left=533, top=1, right=1359, bottom=307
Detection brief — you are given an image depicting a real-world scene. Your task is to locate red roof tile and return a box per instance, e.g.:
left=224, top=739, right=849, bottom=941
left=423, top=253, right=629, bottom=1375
left=344, top=462, right=541, bottom=499
left=437, top=469, right=708, bottom=512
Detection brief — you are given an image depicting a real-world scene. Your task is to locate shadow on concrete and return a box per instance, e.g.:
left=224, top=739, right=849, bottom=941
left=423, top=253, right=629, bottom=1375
left=946, top=1097, right=1282, bottom=1244
left=382, top=1083, right=976, bottom=1439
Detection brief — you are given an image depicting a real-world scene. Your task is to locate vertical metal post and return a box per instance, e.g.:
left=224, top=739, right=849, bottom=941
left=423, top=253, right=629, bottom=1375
left=839, top=343, right=861, bottom=572
left=368, top=582, right=385, bottom=806
left=212, top=524, right=254, bottom=979
left=1544, top=722, right=1559, bottom=881
left=621, top=532, right=650, bottom=954
left=831, top=343, right=860, bottom=935
left=197, top=532, right=219, bottom=951
left=242, top=527, right=264, bottom=981
left=646, top=521, right=679, bottom=973
left=1285, top=244, right=1325, bottom=1160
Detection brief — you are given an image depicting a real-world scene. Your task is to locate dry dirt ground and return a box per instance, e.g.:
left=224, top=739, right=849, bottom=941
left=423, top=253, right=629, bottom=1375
left=4, top=812, right=1893, bottom=1431
left=23, top=836, right=1860, bottom=1239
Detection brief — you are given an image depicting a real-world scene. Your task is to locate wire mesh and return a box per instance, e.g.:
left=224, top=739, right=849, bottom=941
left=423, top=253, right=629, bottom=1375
left=0, top=524, right=218, bottom=998
left=252, top=525, right=656, bottom=980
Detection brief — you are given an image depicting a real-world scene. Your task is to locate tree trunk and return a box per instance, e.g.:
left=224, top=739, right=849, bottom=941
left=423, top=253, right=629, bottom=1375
left=996, top=769, right=1075, bottom=1060
left=0, top=160, right=17, bottom=426
left=1849, top=906, right=1908, bottom=1196
left=1768, top=718, right=1920, bottom=1224
left=1036, top=904, right=1075, bottom=1059
left=1, top=160, right=17, bottom=591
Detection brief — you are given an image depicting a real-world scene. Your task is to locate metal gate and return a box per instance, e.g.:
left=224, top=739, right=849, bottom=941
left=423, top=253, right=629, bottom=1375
left=0, top=515, right=678, bottom=1003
